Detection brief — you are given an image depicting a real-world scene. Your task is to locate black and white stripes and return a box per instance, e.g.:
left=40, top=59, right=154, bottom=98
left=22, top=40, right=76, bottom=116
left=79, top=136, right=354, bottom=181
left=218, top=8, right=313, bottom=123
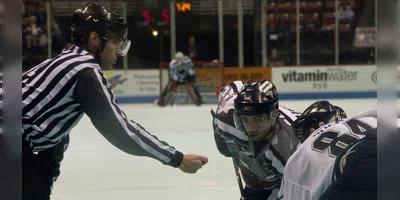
left=21, top=45, right=182, bottom=167
left=22, top=46, right=97, bottom=151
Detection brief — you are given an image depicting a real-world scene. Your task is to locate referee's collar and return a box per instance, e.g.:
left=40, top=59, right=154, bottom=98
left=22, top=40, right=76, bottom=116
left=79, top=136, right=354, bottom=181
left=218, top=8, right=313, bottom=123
left=63, top=44, right=91, bottom=56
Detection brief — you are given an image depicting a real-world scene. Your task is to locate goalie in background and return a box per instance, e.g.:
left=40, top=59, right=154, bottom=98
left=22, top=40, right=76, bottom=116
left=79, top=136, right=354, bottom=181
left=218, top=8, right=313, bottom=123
left=156, top=52, right=203, bottom=106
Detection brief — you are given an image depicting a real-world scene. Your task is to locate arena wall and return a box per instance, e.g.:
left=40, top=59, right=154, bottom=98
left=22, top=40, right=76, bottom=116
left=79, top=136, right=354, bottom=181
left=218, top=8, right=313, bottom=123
left=105, top=65, right=385, bottom=103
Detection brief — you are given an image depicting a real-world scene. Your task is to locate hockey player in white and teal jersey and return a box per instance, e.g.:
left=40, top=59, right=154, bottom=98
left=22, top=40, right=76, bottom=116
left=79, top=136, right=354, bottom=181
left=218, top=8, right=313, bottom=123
left=278, top=108, right=377, bottom=200
left=212, top=80, right=300, bottom=200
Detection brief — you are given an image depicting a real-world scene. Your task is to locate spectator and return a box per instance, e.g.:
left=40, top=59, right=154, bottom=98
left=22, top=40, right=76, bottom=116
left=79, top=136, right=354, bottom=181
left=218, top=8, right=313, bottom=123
left=269, top=49, right=285, bottom=66
left=188, top=36, right=198, bottom=61
left=305, top=13, right=321, bottom=32
left=343, top=5, right=354, bottom=22
left=24, top=15, right=46, bottom=50
left=338, top=3, right=354, bottom=23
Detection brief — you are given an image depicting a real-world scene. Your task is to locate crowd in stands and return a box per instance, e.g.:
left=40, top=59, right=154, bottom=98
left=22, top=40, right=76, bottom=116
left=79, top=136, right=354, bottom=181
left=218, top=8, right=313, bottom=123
left=266, top=0, right=362, bottom=66
left=23, top=0, right=48, bottom=71
left=21, top=0, right=369, bottom=69
left=23, top=0, right=64, bottom=71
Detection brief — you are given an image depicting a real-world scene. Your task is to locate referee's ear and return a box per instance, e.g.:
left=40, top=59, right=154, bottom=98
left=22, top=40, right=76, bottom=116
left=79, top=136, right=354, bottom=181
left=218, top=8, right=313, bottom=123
left=87, top=31, right=101, bottom=54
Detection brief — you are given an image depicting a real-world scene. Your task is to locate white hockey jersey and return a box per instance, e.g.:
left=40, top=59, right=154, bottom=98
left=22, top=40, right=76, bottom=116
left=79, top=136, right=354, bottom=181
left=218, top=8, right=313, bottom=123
left=169, top=56, right=195, bottom=83
left=278, top=110, right=377, bottom=200
left=213, top=81, right=299, bottom=189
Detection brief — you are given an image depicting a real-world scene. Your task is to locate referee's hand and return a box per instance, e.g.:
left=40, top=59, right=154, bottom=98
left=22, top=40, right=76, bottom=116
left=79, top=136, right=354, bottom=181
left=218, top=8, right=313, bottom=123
left=179, top=154, right=208, bottom=174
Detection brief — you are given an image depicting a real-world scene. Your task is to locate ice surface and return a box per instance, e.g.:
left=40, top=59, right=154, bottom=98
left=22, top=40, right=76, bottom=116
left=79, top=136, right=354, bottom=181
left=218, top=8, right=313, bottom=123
left=52, top=99, right=377, bottom=200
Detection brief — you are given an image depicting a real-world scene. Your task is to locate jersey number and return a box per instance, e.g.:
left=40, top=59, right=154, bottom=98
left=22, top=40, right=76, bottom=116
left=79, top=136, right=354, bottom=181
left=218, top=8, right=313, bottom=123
left=312, top=119, right=374, bottom=157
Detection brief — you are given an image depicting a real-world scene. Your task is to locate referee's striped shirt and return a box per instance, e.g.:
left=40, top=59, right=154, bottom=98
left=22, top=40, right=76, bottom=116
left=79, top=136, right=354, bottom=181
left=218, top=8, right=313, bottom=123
left=19, top=44, right=183, bottom=167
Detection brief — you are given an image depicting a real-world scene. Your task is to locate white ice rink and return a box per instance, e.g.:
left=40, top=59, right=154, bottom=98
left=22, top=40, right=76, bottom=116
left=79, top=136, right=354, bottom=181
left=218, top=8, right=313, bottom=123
left=53, top=99, right=377, bottom=200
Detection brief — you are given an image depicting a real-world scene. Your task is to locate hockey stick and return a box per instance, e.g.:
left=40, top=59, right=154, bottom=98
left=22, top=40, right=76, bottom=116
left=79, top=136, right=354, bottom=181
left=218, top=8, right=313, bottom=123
left=232, top=158, right=246, bottom=200
left=211, top=110, right=246, bottom=199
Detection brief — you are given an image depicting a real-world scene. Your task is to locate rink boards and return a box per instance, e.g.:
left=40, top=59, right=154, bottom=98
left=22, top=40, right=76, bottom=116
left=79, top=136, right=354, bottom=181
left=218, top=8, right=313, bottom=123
left=104, top=65, right=387, bottom=103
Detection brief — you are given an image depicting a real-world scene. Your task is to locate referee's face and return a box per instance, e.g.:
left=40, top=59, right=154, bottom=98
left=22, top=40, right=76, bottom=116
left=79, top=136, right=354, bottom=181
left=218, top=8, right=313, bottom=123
left=100, top=37, right=122, bottom=69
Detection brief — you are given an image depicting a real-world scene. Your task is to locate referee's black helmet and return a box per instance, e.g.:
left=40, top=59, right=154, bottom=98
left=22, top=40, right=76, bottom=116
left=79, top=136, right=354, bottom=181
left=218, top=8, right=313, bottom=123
left=71, top=3, right=130, bottom=55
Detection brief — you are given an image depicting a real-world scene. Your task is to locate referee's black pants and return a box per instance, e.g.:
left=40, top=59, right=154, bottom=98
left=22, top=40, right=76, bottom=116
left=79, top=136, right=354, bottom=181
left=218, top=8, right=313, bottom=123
left=22, top=136, right=69, bottom=200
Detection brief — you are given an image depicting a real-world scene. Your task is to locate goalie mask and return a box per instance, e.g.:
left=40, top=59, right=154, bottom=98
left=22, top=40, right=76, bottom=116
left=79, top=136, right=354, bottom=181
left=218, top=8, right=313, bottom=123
left=174, top=52, right=184, bottom=60
left=233, top=80, right=279, bottom=141
left=71, top=3, right=131, bottom=56
left=293, top=100, right=347, bottom=142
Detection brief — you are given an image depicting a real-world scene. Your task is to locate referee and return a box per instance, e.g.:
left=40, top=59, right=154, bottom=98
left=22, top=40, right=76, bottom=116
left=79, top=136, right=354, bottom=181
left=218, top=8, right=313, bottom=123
left=21, top=3, right=208, bottom=200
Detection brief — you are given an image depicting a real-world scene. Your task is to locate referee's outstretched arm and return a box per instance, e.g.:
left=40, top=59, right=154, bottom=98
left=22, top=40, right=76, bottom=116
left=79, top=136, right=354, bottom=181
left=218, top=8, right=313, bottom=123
left=20, top=3, right=207, bottom=200
left=74, top=67, right=207, bottom=173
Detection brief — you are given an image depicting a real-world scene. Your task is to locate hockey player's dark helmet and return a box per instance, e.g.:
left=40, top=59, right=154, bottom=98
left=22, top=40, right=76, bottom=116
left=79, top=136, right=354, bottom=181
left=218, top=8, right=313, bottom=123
left=234, top=80, right=279, bottom=116
left=293, top=100, right=347, bottom=141
left=71, top=3, right=130, bottom=55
